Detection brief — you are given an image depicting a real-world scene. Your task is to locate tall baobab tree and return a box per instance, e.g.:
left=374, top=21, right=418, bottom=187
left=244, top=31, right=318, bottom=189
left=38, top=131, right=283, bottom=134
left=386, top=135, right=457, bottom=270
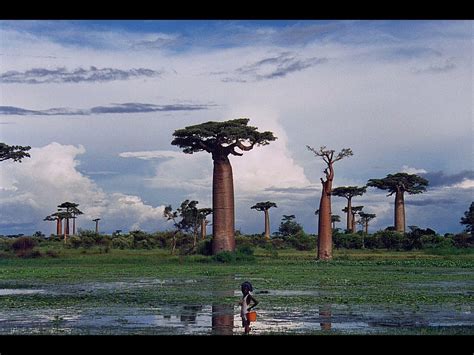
left=358, top=212, right=376, bottom=234
left=367, top=173, right=428, bottom=233
left=172, top=118, right=276, bottom=254
left=93, top=218, right=101, bottom=234
left=331, top=186, right=366, bottom=232
left=70, top=206, right=83, bottom=235
left=251, top=201, right=277, bottom=240
left=307, top=146, right=353, bottom=260
left=0, top=142, right=31, bottom=162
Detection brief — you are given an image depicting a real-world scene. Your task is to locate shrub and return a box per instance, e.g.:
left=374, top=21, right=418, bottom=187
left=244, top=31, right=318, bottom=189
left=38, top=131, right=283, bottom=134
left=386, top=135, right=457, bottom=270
left=373, top=230, right=405, bottom=250
left=12, top=237, right=37, bottom=252
left=17, top=249, right=42, bottom=258
left=196, top=240, right=212, bottom=256
left=452, top=233, right=474, bottom=248
left=45, top=250, right=60, bottom=258
left=212, top=251, right=236, bottom=263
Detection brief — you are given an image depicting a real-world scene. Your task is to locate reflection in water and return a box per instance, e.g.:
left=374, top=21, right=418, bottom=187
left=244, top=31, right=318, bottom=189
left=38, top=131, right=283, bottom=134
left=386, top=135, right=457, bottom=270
left=180, top=305, right=203, bottom=324
left=212, top=304, right=234, bottom=335
left=319, top=304, right=332, bottom=330
left=211, top=275, right=235, bottom=335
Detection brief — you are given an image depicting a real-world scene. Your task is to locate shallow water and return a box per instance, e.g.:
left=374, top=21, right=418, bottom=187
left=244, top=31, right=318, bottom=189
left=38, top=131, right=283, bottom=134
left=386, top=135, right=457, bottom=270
left=0, top=278, right=473, bottom=335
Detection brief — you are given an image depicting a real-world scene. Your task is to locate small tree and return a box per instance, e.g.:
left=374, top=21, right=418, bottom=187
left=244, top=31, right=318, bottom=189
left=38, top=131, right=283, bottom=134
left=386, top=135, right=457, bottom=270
left=331, top=186, right=366, bottom=232
left=0, top=142, right=31, bottom=162
left=460, top=202, right=474, bottom=235
left=93, top=218, right=101, bottom=234
left=307, top=146, right=353, bottom=260
left=277, top=215, right=303, bottom=237
left=367, top=173, right=428, bottom=233
left=197, top=208, right=213, bottom=240
left=342, top=205, right=363, bottom=233
left=251, top=201, right=277, bottom=240
left=358, top=212, right=376, bottom=234
left=331, top=215, right=341, bottom=230
left=163, top=205, right=179, bottom=255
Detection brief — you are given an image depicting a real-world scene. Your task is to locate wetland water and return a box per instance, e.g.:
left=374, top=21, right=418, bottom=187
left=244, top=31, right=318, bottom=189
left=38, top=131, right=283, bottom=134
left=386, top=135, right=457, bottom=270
left=1, top=277, right=473, bottom=335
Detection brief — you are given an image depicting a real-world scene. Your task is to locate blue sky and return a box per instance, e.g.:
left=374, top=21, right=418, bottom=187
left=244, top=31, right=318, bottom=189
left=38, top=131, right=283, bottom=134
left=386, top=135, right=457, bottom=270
left=0, top=20, right=472, bottom=235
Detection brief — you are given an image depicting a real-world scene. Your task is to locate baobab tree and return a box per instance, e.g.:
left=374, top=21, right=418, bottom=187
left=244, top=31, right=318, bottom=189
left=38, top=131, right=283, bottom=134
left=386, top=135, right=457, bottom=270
left=0, top=142, right=31, bottom=162
left=342, top=205, right=363, bottom=233
left=43, top=215, right=57, bottom=235
left=358, top=212, right=376, bottom=234
left=57, top=202, right=81, bottom=239
left=307, top=146, right=353, bottom=260
left=70, top=206, right=83, bottom=235
left=198, top=208, right=213, bottom=240
left=331, top=215, right=341, bottom=230
left=367, top=173, right=428, bottom=233
left=172, top=118, right=276, bottom=254
left=331, top=186, right=366, bottom=232
left=251, top=201, right=277, bottom=240
left=93, top=218, right=101, bottom=234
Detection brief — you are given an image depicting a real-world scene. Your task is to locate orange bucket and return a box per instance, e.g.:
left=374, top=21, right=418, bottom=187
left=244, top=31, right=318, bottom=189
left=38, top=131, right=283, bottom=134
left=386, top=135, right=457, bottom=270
left=247, top=311, right=257, bottom=322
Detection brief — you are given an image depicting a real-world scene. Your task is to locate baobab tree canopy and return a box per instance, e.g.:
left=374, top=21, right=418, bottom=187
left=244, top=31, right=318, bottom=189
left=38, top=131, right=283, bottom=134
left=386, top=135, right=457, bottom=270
left=251, top=201, right=277, bottom=211
left=0, top=142, right=31, bottom=162
left=332, top=186, right=367, bottom=199
left=171, top=118, right=277, bottom=158
left=367, top=173, right=428, bottom=196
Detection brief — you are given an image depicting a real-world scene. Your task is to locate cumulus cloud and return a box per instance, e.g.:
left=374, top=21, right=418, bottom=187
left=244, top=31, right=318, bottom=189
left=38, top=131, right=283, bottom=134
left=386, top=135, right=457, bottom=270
left=0, top=103, right=215, bottom=116
left=420, top=170, right=474, bottom=187
left=0, top=143, right=169, bottom=234
left=401, top=165, right=428, bottom=175
left=221, top=52, right=328, bottom=82
left=0, top=66, right=163, bottom=84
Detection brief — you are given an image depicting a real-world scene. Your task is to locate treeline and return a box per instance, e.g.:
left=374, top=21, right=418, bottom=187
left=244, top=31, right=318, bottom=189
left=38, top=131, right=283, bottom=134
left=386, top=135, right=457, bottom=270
left=0, top=227, right=472, bottom=260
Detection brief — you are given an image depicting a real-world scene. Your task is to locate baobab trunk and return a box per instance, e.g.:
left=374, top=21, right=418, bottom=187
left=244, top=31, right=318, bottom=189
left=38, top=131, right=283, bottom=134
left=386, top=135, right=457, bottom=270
left=72, top=218, right=76, bottom=235
left=56, top=218, right=62, bottom=236
left=394, top=190, right=405, bottom=233
left=212, top=157, right=235, bottom=254
left=351, top=214, right=357, bottom=233
left=346, top=199, right=352, bottom=231
left=201, top=219, right=207, bottom=240
left=264, top=209, right=270, bottom=240
left=318, top=179, right=332, bottom=260
left=95, top=221, right=99, bottom=234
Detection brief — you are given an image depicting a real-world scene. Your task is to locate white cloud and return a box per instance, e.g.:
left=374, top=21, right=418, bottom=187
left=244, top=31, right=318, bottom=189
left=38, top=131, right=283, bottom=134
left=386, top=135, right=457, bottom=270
left=452, top=179, right=474, bottom=189
left=0, top=143, right=169, bottom=233
left=401, top=165, right=428, bottom=175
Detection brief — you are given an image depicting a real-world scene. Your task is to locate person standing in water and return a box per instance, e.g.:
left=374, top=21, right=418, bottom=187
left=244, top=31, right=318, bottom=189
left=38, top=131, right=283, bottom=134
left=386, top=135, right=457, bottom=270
left=239, top=281, right=259, bottom=334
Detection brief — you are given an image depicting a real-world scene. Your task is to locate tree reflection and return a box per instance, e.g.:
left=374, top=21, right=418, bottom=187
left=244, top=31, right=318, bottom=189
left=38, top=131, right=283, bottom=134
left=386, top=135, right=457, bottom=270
left=319, top=304, right=332, bottom=330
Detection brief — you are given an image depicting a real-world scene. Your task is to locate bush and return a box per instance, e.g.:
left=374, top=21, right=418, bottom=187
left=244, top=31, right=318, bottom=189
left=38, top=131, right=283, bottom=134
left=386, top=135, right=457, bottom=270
left=333, top=233, right=364, bottom=249
left=452, top=233, right=474, bottom=248
left=11, top=237, right=37, bottom=252
left=373, top=230, right=405, bottom=250
left=287, top=231, right=315, bottom=251
left=196, top=240, right=213, bottom=256
left=45, top=250, right=60, bottom=258
left=212, top=251, right=236, bottom=263
left=17, top=249, right=42, bottom=258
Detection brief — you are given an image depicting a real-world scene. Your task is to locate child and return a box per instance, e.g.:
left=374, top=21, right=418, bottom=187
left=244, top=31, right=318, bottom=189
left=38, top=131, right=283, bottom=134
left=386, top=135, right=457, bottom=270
left=239, top=281, right=259, bottom=334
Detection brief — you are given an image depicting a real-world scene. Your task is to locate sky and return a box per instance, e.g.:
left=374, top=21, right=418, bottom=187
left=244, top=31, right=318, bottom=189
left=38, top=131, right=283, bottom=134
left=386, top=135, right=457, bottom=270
left=0, top=20, right=472, bottom=236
